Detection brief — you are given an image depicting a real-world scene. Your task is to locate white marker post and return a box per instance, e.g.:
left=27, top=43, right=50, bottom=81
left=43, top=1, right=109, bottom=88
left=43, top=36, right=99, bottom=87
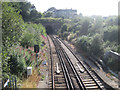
left=56, top=63, right=60, bottom=74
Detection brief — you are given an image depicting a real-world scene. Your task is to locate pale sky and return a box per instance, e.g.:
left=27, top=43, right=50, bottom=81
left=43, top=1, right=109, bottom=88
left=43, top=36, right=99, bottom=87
left=27, top=0, right=119, bottom=16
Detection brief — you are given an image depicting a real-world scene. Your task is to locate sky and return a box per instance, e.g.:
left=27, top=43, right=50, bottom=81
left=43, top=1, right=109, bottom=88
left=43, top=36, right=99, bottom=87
left=27, top=0, right=119, bottom=16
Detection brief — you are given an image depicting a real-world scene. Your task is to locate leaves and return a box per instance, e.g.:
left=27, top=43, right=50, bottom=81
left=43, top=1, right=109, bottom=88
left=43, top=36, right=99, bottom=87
left=2, top=2, right=24, bottom=49
left=2, top=2, right=47, bottom=81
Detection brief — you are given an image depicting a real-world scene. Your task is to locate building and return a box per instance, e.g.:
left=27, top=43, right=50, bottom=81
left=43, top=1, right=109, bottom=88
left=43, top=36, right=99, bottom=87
left=46, top=7, right=77, bottom=18
left=53, top=9, right=77, bottom=18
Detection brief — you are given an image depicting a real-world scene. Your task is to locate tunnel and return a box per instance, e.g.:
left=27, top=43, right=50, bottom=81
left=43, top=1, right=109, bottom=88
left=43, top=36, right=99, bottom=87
left=46, top=25, right=54, bottom=34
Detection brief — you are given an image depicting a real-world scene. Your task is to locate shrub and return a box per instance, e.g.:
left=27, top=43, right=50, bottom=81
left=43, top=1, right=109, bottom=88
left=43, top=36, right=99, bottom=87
left=67, top=33, right=76, bottom=42
left=90, top=34, right=104, bottom=57
left=8, top=48, right=27, bottom=77
left=20, top=32, right=34, bottom=48
left=20, top=23, right=46, bottom=48
left=63, top=32, right=69, bottom=40
left=75, top=36, right=91, bottom=53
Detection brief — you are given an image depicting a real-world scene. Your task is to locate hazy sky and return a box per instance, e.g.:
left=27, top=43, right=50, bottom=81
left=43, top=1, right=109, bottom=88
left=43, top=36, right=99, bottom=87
left=27, top=0, right=119, bottom=16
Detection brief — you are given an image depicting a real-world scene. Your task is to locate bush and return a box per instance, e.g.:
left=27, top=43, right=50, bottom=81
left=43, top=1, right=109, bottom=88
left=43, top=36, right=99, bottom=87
left=20, top=23, right=46, bottom=48
left=106, top=58, right=120, bottom=72
left=2, top=2, right=24, bottom=49
left=75, top=36, right=91, bottom=53
left=67, top=33, right=76, bottom=42
left=63, top=32, right=69, bottom=40
left=20, top=32, right=34, bottom=48
left=8, top=48, right=27, bottom=77
left=103, top=26, right=118, bottom=42
left=75, top=34, right=104, bottom=57
left=90, top=34, right=104, bottom=57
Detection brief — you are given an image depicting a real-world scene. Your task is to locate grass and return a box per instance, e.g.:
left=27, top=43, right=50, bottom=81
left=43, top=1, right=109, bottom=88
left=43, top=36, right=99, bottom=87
left=21, top=68, right=40, bottom=88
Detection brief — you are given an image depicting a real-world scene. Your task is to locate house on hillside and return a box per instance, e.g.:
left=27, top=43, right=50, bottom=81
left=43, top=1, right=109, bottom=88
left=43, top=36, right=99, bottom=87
left=45, top=7, right=77, bottom=18
left=53, top=9, right=77, bottom=18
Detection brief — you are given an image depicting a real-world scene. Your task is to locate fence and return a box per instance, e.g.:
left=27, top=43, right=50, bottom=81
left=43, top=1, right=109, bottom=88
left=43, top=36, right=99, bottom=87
left=2, top=76, right=17, bottom=89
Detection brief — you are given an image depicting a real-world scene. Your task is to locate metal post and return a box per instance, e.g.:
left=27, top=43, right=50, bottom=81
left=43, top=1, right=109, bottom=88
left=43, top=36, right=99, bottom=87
left=15, top=77, right=17, bottom=89
left=12, top=77, right=14, bottom=89
left=2, top=80, right=4, bottom=89
left=36, top=53, right=38, bottom=67
left=9, top=76, right=11, bottom=88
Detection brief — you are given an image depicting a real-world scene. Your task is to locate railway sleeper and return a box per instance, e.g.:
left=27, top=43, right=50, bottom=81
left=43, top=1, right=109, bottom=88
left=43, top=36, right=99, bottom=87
left=85, top=83, right=97, bottom=86
left=81, top=76, right=92, bottom=79
left=55, top=81, right=66, bottom=84
left=55, top=84, right=67, bottom=87
left=82, top=79, right=94, bottom=82
left=83, top=81, right=95, bottom=84
left=55, top=86, right=67, bottom=88
left=85, top=86, right=99, bottom=89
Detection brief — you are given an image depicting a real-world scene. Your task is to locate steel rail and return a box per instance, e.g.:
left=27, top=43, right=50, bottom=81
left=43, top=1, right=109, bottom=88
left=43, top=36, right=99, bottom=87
left=58, top=38, right=103, bottom=90
left=51, top=35, right=76, bottom=90
left=50, top=35, right=72, bottom=89
left=47, top=35, right=55, bottom=89
left=53, top=36, right=86, bottom=89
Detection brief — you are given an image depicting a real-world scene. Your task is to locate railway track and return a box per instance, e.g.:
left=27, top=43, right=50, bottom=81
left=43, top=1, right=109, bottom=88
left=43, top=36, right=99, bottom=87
left=47, top=35, right=67, bottom=89
left=48, top=35, right=113, bottom=90
left=57, top=36, right=114, bottom=90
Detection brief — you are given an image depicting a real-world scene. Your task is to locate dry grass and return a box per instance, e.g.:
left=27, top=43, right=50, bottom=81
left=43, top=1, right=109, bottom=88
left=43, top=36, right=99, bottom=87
left=21, top=68, right=40, bottom=88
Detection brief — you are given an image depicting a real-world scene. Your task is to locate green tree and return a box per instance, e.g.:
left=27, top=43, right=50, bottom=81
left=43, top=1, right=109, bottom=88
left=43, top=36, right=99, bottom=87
left=2, top=2, right=24, bottom=79
left=44, top=12, right=53, bottom=17
left=89, top=16, right=103, bottom=35
left=2, top=2, right=24, bottom=49
left=80, top=19, right=90, bottom=35
left=30, top=9, right=38, bottom=20
left=90, top=34, right=104, bottom=57
left=19, top=2, right=31, bottom=21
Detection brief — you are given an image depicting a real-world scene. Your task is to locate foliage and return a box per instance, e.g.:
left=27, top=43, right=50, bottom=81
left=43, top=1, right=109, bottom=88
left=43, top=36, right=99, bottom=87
left=9, top=2, right=42, bottom=22
left=76, top=36, right=91, bottom=53
left=103, top=25, right=118, bottom=42
left=35, top=17, right=65, bottom=24
left=2, top=2, right=47, bottom=82
left=20, top=23, right=46, bottom=48
left=2, top=2, right=24, bottom=49
left=2, top=2, right=25, bottom=80
left=62, top=32, right=69, bottom=40
left=8, top=48, right=27, bottom=77
left=90, top=34, right=104, bottom=57
left=60, top=24, right=68, bottom=33
left=58, top=15, right=119, bottom=57
left=44, top=12, right=53, bottom=17
left=105, top=58, right=120, bottom=72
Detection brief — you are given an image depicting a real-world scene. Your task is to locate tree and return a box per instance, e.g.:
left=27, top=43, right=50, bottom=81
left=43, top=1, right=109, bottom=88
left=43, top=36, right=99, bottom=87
left=80, top=19, right=90, bottom=35
left=2, top=2, right=24, bottom=49
left=19, top=2, right=32, bottom=21
left=30, top=9, right=38, bottom=19
left=47, top=7, right=56, bottom=12
left=90, top=34, right=104, bottom=57
left=89, top=16, right=103, bottom=35
left=44, top=12, right=53, bottom=17
left=37, top=12, right=42, bottom=18
left=2, top=2, right=24, bottom=79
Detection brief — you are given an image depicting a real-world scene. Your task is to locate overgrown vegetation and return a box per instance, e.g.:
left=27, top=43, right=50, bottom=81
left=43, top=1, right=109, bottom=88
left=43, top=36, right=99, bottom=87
left=58, top=16, right=119, bottom=55
left=57, top=15, right=119, bottom=73
left=2, top=2, right=47, bottom=86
